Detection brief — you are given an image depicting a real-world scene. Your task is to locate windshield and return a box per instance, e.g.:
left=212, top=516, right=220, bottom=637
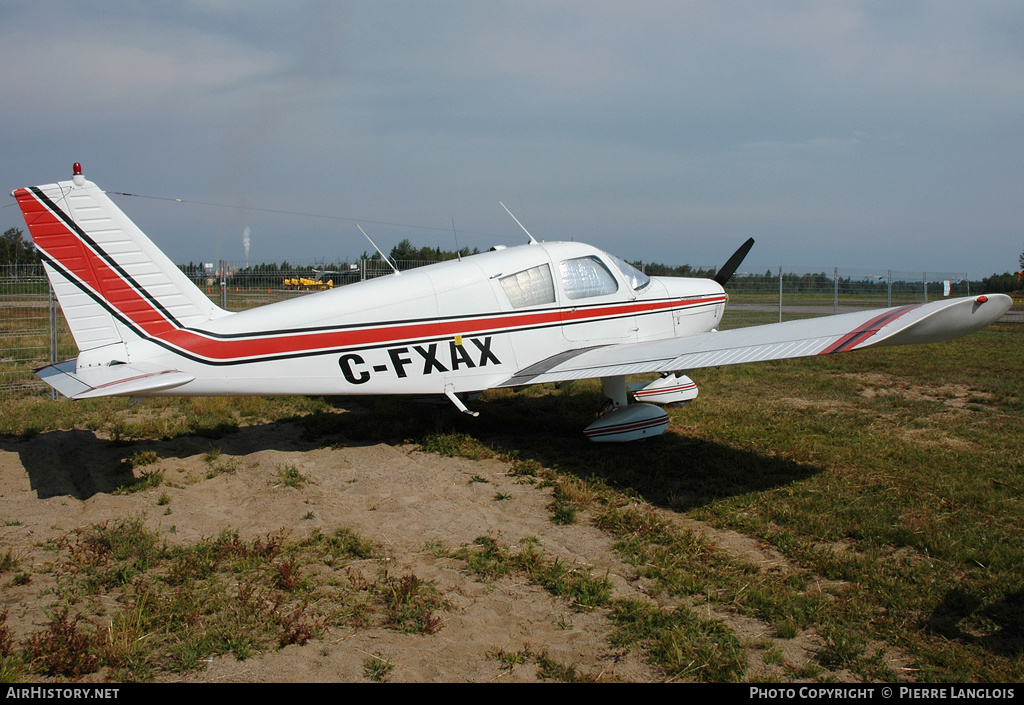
left=607, top=253, right=651, bottom=291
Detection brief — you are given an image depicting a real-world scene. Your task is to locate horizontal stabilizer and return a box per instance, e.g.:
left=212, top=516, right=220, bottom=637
left=501, top=294, right=1012, bottom=387
left=36, top=360, right=194, bottom=400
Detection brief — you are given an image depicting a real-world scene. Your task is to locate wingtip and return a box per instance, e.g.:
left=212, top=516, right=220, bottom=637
left=978, top=292, right=1013, bottom=316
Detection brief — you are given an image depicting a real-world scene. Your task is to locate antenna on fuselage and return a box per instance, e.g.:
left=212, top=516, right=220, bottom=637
left=499, top=202, right=538, bottom=244
left=357, top=224, right=400, bottom=275
left=451, top=216, right=462, bottom=262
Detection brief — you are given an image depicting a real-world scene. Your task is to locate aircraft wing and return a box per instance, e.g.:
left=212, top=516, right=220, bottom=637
left=500, top=294, right=1012, bottom=387
left=35, top=360, right=195, bottom=400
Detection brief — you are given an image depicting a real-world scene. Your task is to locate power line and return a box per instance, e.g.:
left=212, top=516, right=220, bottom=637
left=103, top=190, right=508, bottom=243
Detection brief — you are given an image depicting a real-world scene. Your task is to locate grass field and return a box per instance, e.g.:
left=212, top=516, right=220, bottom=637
left=0, top=323, right=1020, bottom=682
left=408, top=323, right=1024, bottom=681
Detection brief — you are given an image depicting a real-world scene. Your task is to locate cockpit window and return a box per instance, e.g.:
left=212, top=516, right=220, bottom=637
left=559, top=256, right=619, bottom=299
left=499, top=264, right=556, bottom=308
left=607, top=253, right=651, bottom=291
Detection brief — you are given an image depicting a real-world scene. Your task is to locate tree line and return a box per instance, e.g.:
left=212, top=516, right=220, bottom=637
left=2, top=226, right=1021, bottom=293
left=1, top=228, right=40, bottom=267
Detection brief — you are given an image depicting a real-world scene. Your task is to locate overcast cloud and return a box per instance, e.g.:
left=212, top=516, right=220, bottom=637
left=2, top=1, right=1021, bottom=277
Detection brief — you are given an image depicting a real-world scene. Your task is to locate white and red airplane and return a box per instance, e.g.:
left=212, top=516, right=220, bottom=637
left=11, top=164, right=1012, bottom=441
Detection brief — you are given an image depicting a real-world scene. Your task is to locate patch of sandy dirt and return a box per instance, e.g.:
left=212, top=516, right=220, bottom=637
left=845, top=372, right=985, bottom=409
left=0, top=409, right=849, bottom=683
left=685, top=519, right=789, bottom=574
left=0, top=419, right=669, bottom=683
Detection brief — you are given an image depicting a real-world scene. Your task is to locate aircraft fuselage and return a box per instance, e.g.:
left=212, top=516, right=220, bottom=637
left=131, top=242, right=726, bottom=397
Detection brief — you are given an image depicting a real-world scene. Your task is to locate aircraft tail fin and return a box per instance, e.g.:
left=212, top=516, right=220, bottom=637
left=12, top=164, right=228, bottom=355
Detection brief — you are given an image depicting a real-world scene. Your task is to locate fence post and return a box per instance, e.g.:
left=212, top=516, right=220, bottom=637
left=48, top=283, right=58, bottom=399
left=778, top=266, right=783, bottom=323
left=220, top=260, right=227, bottom=309
left=834, top=267, right=839, bottom=315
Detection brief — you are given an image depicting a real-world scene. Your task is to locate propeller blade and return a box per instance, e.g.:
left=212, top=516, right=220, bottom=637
left=714, top=237, right=755, bottom=286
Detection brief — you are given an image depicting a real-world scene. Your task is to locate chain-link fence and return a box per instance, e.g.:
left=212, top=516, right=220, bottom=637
left=1, top=259, right=1019, bottom=400
left=716, top=266, right=976, bottom=328
left=0, top=259, right=443, bottom=399
left=187, top=259, right=439, bottom=311
left=0, top=264, right=74, bottom=398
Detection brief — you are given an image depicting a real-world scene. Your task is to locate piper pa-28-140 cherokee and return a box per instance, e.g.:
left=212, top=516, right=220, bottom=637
left=12, top=164, right=1012, bottom=442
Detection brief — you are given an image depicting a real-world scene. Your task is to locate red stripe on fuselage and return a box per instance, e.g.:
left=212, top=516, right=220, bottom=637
left=17, top=188, right=726, bottom=363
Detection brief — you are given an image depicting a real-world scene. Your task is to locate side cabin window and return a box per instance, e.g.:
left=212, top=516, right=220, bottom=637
left=499, top=264, right=556, bottom=309
left=559, top=256, right=619, bottom=300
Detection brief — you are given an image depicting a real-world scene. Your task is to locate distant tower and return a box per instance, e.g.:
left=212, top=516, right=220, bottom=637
left=243, top=226, right=251, bottom=268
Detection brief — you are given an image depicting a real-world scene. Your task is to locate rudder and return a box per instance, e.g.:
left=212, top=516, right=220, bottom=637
left=13, top=164, right=228, bottom=354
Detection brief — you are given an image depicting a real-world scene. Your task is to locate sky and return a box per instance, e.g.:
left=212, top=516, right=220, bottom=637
left=2, top=1, right=1022, bottom=278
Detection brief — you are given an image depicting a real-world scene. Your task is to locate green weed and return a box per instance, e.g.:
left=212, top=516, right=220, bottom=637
left=454, top=536, right=611, bottom=610
left=115, top=469, right=164, bottom=495
left=488, top=644, right=535, bottom=670
left=370, top=572, right=449, bottom=634
left=610, top=599, right=746, bottom=682
left=0, top=519, right=447, bottom=681
left=363, top=653, right=394, bottom=682
left=276, top=464, right=310, bottom=489
left=421, top=432, right=494, bottom=460
left=535, top=650, right=599, bottom=682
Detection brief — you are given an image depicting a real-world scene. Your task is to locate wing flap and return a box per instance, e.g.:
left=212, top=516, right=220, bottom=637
left=501, top=295, right=1011, bottom=387
left=36, top=360, right=194, bottom=399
